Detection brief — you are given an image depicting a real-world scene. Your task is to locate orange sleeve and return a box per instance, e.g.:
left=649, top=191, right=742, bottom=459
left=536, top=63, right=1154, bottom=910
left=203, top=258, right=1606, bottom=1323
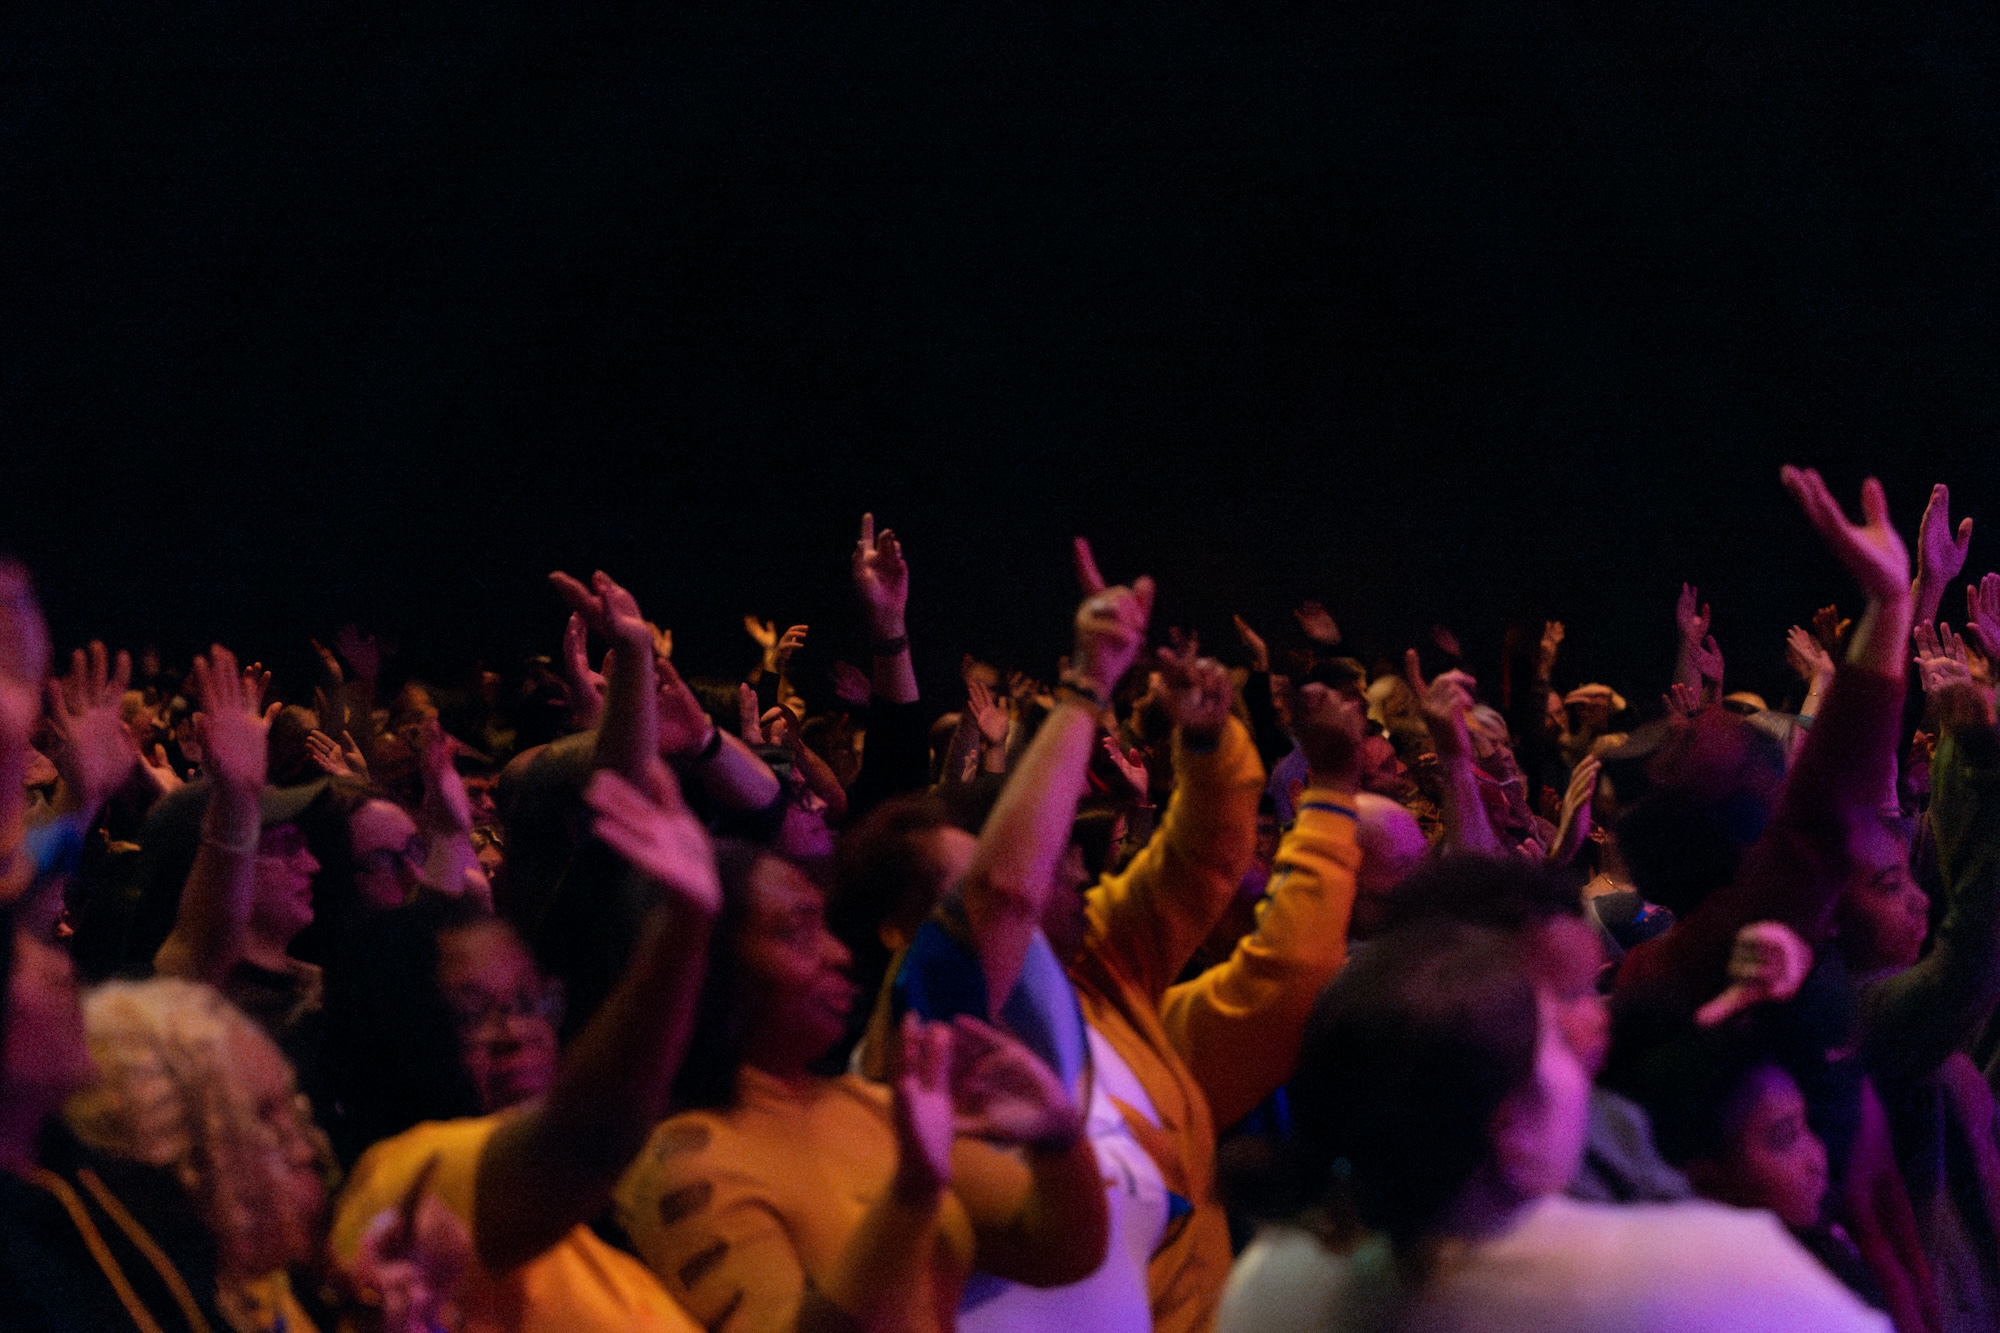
left=1083, top=718, right=1265, bottom=1003
left=1160, top=795, right=1360, bottom=1129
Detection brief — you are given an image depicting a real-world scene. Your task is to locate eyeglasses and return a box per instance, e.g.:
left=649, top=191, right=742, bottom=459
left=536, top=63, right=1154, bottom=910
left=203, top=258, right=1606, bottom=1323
left=445, top=982, right=565, bottom=1039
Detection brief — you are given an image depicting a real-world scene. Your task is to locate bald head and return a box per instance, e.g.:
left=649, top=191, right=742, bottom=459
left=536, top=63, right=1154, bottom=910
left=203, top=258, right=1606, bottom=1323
left=1351, top=792, right=1428, bottom=937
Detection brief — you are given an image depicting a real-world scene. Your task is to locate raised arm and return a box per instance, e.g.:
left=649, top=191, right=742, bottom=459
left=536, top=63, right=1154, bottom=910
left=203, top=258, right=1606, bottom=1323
left=154, top=645, right=276, bottom=983
left=855, top=513, right=915, bottom=705
left=1082, top=647, right=1265, bottom=1004
left=1911, top=482, right=1972, bottom=628
left=42, top=641, right=138, bottom=827
left=1617, top=469, right=1911, bottom=1019
left=957, top=539, right=1152, bottom=1008
left=1858, top=684, right=2000, bottom=1084
left=549, top=569, right=656, bottom=785
left=1159, top=680, right=1366, bottom=1127
left=1405, top=651, right=1503, bottom=857
left=1673, top=584, right=1726, bottom=699
left=472, top=757, right=718, bottom=1273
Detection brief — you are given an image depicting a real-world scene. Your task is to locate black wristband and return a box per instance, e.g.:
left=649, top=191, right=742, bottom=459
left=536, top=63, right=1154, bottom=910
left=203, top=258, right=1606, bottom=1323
left=871, top=634, right=910, bottom=657
left=1056, top=676, right=1109, bottom=712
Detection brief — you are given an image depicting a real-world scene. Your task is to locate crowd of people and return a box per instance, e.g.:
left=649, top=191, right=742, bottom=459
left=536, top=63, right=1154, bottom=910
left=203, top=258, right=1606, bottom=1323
left=1, top=468, right=1997, bottom=1332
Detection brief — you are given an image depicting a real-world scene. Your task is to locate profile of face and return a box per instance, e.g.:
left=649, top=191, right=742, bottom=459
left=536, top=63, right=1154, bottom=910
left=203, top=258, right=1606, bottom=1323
left=4, top=933, right=96, bottom=1113
left=1835, top=822, right=1928, bottom=974
left=1351, top=794, right=1426, bottom=938
left=775, top=787, right=836, bottom=865
left=1691, top=1065, right=1828, bottom=1229
left=1489, top=992, right=1593, bottom=1202
left=350, top=799, right=423, bottom=911
left=435, top=921, right=560, bottom=1113
left=1039, top=843, right=1094, bottom=965
left=226, top=1022, right=327, bottom=1270
left=738, top=855, right=859, bottom=1066
left=250, top=823, right=320, bottom=947
left=1523, top=915, right=1610, bottom=1078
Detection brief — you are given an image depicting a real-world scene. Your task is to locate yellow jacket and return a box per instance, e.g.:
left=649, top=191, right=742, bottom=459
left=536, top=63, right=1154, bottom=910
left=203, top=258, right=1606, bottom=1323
left=1160, top=791, right=1361, bottom=1130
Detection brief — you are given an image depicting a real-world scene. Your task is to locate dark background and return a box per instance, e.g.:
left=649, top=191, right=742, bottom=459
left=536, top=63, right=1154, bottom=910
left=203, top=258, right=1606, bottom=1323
left=5, top=1, right=1999, bottom=707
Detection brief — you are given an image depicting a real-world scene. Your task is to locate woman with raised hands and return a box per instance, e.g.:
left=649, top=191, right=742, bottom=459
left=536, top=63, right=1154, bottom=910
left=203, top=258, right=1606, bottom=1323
left=612, top=831, right=1107, bottom=1333
left=326, top=751, right=720, bottom=1333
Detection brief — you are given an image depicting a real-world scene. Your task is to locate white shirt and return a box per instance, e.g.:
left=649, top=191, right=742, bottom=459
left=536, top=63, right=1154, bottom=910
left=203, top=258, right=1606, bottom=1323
left=1219, top=1195, right=1891, bottom=1333
left=958, top=1025, right=1170, bottom=1333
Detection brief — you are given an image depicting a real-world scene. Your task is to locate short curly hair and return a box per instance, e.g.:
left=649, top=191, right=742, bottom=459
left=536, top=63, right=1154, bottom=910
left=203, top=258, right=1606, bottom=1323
left=64, top=978, right=330, bottom=1286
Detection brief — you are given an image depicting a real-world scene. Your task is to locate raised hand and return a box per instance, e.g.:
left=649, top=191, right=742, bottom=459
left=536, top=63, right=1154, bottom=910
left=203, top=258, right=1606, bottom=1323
left=1675, top=584, right=1711, bottom=643
left=560, top=612, right=608, bottom=732
left=1687, top=632, right=1725, bottom=687
left=1291, top=682, right=1366, bottom=791
left=1538, top=620, right=1565, bottom=678
left=548, top=570, right=653, bottom=653
left=1813, top=604, right=1851, bottom=656
left=1785, top=624, right=1835, bottom=686
left=1965, top=573, right=2000, bottom=659
left=137, top=744, right=184, bottom=797
left=1914, top=622, right=1974, bottom=696
left=888, top=1012, right=955, bottom=1195
left=736, top=683, right=767, bottom=744
left=305, top=728, right=368, bottom=780
left=1914, top=482, right=1973, bottom=618
left=1153, top=642, right=1233, bottom=743
left=1293, top=599, right=1341, bottom=648
left=1232, top=615, right=1270, bottom=673
left=1067, top=537, right=1155, bottom=699
left=45, top=641, right=138, bottom=817
left=945, top=1014, right=1083, bottom=1148
left=1662, top=681, right=1704, bottom=719
left=965, top=679, right=1010, bottom=747
left=776, top=624, right=808, bottom=667
left=1404, top=650, right=1477, bottom=759
left=584, top=760, right=723, bottom=918
left=333, top=623, right=382, bottom=683
left=190, top=644, right=276, bottom=793
left=1695, top=921, right=1814, bottom=1027
left=308, top=637, right=345, bottom=690
left=348, top=1160, right=472, bottom=1333
left=656, top=660, right=716, bottom=758
left=853, top=513, right=910, bottom=637
left=415, top=719, right=474, bottom=835
left=742, top=615, right=778, bottom=653
left=1547, top=754, right=1601, bottom=867
left=1100, top=735, right=1151, bottom=801
left=1781, top=467, right=1912, bottom=605
left=831, top=661, right=872, bottom=709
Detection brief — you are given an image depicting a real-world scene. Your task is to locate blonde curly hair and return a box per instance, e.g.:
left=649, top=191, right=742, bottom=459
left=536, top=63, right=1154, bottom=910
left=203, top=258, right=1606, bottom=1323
left=62, top=979, right=331, bottom=1296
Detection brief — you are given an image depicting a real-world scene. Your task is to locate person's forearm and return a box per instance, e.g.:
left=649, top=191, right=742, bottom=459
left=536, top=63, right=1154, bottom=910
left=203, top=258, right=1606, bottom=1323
left=591, top=644, right=658, bottom=783
left=811, top=1174, right=944, bottom=1330
left=939, top=714, right=981, bottom=787
left=687, top=730, right=782, bottom=810
left=1673, top=638, right=1704, bottom=692
left=960, top=699, right=1099, bottom=1006
left=1846, top=591, right=1914, bottom=681
left=1435, top=754, right=1503, bottom=856
left=1913, top=570, right=1948, bottom=629
left=867, top=608, right=917, bottom=705
left=155, top=779, right=259, bottom=982
left=972, top=1132, right=1108, bottom=1288
left=476, top=900, right=711, bottom=1272
left=790, top=741, right=849, bottom=823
